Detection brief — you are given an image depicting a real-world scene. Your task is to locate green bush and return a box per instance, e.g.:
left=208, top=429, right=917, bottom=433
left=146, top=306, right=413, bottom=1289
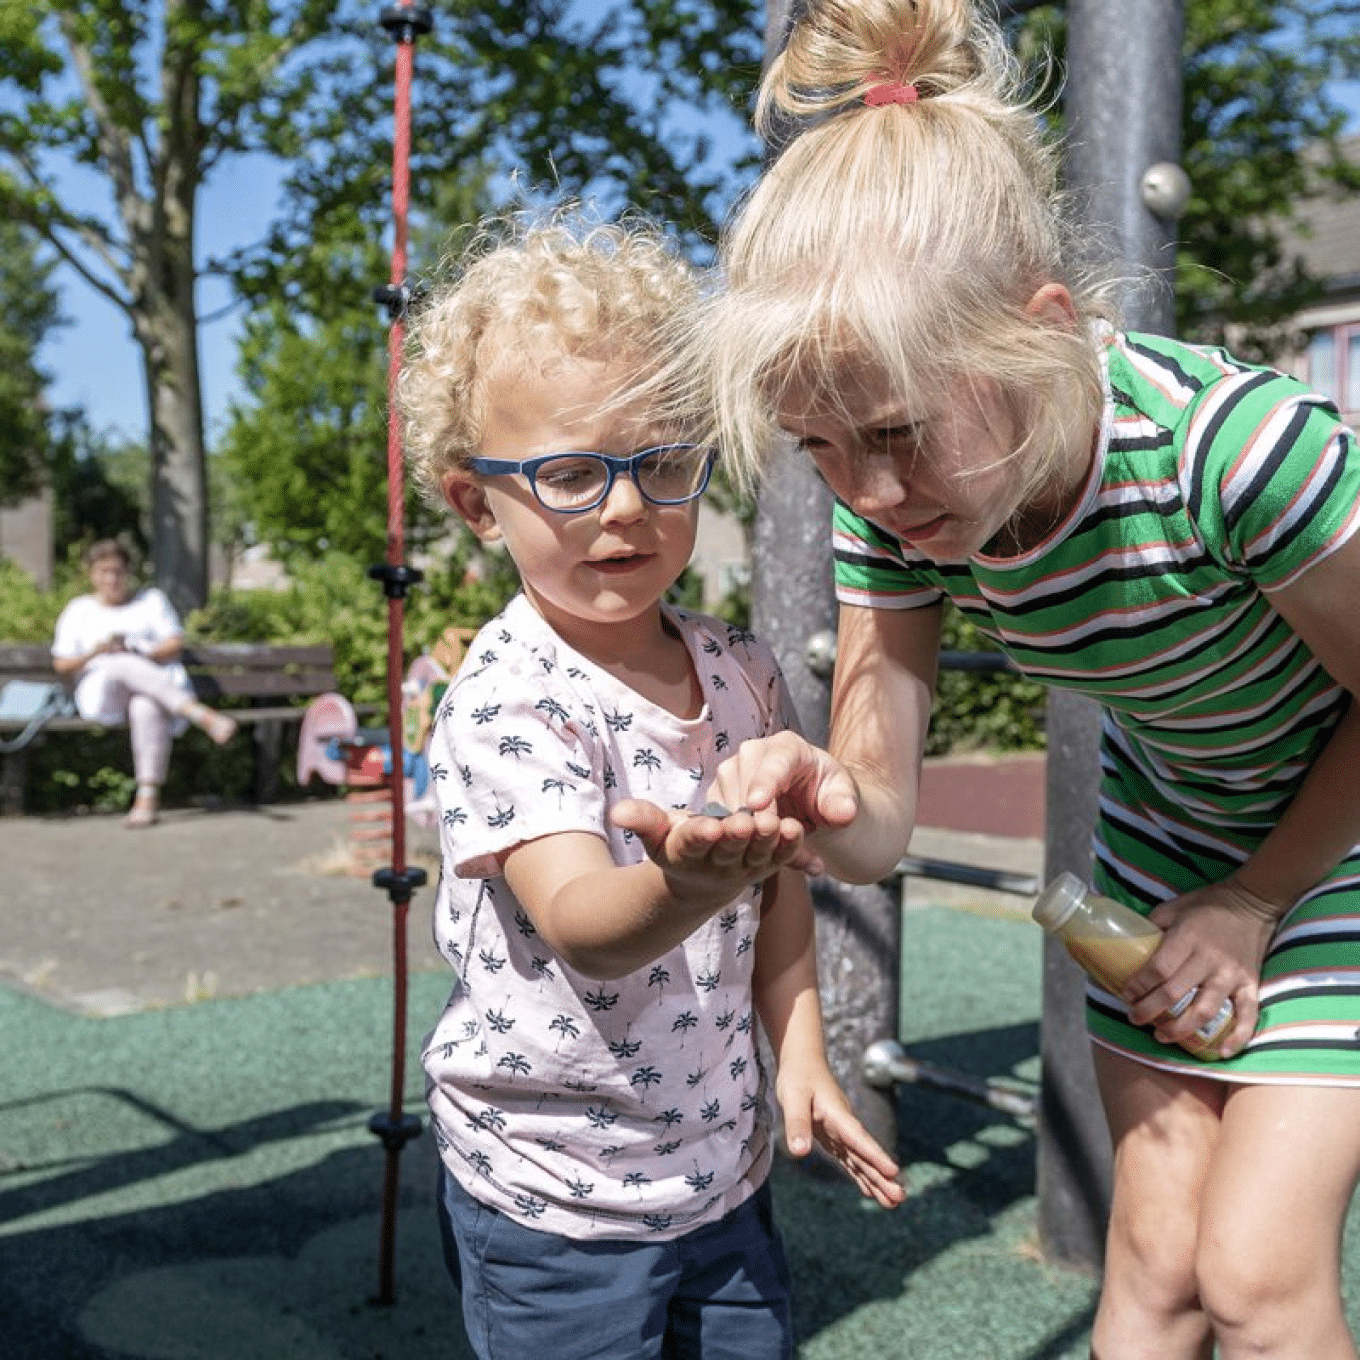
left=927, top=604, right=1048, bottom=756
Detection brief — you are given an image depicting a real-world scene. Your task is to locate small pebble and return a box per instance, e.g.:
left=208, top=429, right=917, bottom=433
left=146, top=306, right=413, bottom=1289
left=701, top=801, right=731, bottom=818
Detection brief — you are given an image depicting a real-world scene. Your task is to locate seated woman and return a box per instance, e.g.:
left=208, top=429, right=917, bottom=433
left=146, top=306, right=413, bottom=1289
left=51, top=540, right=237, bottom=828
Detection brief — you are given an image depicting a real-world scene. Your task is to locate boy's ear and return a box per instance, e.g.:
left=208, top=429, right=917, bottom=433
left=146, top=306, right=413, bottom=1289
left=442, top=472, right=502, bottom=543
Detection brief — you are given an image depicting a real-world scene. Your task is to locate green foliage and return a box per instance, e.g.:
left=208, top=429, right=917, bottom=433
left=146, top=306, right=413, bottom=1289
left=46, top=421, right=150, bottom=558
left=1015, top=1, right=1360, bottom=352
left=927, top=604, right=1047, bottom=756
left=189, top=533, right=521, bottom=706
left=0, top=214, right=63, bottom=505
left=0, top=553, right=75, bottom=639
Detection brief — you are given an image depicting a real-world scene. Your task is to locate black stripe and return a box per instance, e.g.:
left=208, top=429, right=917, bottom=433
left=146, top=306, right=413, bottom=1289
left=1244, top=427, right=1351, bottom=569
left=1222, top=400, right=1311, bottom=536
left=1185, top=370, right=1277, bottom=524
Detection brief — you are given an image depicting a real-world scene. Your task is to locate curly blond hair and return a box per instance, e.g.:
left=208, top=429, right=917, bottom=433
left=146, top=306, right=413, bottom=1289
left=399, top=211, right=702, bottom=505
left=701, top=0, right=1118, bottom=501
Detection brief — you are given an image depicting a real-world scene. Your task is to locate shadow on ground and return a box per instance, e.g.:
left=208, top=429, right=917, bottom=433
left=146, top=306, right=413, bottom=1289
left=0, top=994, right=1096, bottom=1360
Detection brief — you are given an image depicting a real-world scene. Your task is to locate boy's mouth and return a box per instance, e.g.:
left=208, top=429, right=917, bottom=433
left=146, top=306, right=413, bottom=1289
left=588, top=552, right=651, bottom=573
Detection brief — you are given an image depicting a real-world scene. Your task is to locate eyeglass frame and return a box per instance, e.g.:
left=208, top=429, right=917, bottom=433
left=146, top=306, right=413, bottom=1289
left=467, top=444, right=717, bottom=514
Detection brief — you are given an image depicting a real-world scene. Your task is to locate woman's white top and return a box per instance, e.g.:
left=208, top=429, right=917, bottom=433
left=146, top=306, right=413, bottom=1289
left=51, top=587, right=193, bottom=724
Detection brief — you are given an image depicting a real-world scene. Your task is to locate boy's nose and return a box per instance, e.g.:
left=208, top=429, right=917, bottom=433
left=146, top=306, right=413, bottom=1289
left=597, top=473, right=648, bottom=523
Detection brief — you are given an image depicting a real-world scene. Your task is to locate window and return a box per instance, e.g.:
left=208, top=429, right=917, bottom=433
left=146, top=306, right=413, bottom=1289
left=1307, top=323, right=1360, bottom=415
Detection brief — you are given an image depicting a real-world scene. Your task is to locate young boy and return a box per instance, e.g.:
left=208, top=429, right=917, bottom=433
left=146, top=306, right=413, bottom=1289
left=399, top=214, right=903, bottom=1360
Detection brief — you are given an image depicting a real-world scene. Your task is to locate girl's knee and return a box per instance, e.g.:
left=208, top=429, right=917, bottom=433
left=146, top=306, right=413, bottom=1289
left=1195, top=1233, right=1334, bottom=1349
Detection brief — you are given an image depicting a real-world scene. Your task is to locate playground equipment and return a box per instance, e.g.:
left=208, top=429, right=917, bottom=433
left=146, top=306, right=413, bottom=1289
left=363, top=0, right=433, bottom=1307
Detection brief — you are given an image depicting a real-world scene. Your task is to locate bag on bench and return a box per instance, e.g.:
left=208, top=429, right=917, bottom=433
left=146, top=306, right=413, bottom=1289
left=0, top=680, right=76, bottom=754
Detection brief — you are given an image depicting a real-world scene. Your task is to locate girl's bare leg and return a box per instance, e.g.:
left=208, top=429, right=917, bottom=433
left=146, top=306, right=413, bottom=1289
left=1199, top=1083, right=1360, bottom=1360
left=1090, top=1047, right=1222, bottom=1360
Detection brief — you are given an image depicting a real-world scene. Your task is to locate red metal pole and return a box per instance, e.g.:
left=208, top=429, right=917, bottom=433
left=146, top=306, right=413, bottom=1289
left=369, top=0, right=432, bottom=1308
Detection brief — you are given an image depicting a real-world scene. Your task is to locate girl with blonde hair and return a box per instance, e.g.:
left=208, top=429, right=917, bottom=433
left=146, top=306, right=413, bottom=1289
left=704, top=2, right=1360, bottom=1356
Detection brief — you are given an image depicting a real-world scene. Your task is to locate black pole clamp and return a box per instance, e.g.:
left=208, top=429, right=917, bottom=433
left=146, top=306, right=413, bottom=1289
left=378, top=5, right=433, bottom=43
left=372, top=865, right=429, bottom=904
left=369, top=1109, right=423, bottom=1152
left=373, top=282, right=412, bottom=322
left=368, top=563, right=424, bottom=600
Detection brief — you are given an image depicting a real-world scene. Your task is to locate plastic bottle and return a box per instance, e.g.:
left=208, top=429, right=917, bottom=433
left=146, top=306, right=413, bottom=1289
left=1032, top=871, right=1233, bottom=1060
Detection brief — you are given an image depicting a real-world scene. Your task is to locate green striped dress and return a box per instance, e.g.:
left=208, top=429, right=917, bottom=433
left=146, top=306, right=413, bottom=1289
left=833, top=330, right=1360, bottom=1083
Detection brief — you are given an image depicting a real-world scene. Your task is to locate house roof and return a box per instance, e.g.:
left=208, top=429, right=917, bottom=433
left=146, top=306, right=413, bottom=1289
left=1284, top=133, right=1360, bottom=294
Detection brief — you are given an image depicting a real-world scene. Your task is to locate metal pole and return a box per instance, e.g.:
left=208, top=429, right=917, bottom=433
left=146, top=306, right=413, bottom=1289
left=367, top=0, right=433, bottom=1307
left=1038, top=0, right=1186, bottom=1270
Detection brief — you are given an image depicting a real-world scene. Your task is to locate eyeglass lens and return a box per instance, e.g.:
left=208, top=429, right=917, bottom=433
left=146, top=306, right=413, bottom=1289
left=533, top=448, right=709, bottom=511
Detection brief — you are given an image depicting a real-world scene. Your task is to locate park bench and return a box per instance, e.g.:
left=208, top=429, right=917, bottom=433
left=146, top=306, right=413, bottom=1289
left=0, top=641, right=342, bottom=815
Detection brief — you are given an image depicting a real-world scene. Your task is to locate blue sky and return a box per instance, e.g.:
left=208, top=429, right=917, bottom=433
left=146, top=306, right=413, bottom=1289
left=40, top=78, right=1360, bottom=446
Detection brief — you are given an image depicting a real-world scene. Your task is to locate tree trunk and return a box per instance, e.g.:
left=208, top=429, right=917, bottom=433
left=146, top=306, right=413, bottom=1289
left=137, top=286, right=208, bottom=615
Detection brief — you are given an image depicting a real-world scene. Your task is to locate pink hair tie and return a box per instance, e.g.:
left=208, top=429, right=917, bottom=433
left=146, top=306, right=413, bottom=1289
left=864, top=80, right=919, bottom=106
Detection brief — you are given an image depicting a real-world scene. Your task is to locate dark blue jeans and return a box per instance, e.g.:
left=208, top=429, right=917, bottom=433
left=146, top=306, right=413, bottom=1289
left=438, top=1168, right=793, bottom=1359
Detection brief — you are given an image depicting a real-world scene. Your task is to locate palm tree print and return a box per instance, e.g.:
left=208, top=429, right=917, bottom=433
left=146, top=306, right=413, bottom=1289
left=585, top=1105, right=618, bottom=1130
left=442, top=806, right=467, bottom=829
left=623, top=1171, right=651, bottom=1197
left=630, top=1065, right=663, bottom=1096
left=609, top=1034, right=642, bottom=1060
left=469, top=1106, right=506, bottom=1133
left=655, top=1108, right=683, bottom=1131
left=700, top=1098, right=722, bottom=1123
left=632, top=748, right=663, bottom=788
left=471, top=703, right=500, bottom=724
left=671, top=1012, right=699, bottom=1044
left=514, top=1194, right=548, bottom=1220
left=542, top=777, right=573, bottom=807
left=647, top=963, right=670, bottom=999
left=498, top=1052, right=532, bottom=1078
left=486, top=802, right=516, bottom=830
left=583, top=987, right=620, bottom=1012
left=604, top=708, right=632, bottom=732
left=653, top=1139, right=682, bottom=1158
left=535, top=696, right=569, bottom=724
left=499, top=734, right=532, bottom=759
left=549, top=1014, right=580, bottom=1049
left=565, top=1174, right=595, bottom=1199
left=485, top=1007, right=515, bottom=1035
left=685, top=1167, right=716, bottom=1193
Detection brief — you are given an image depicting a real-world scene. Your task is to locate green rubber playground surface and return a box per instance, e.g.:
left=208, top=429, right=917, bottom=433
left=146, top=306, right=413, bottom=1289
left=2, top=899, right=1358, bottom=1359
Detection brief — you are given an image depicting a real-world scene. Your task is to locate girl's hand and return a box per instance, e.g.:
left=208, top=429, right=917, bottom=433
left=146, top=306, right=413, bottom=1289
left=709, top=732, right=860, bottom=846
left=1123, top=878, right=1283, bottom=1057
left=777, top=1062, right=906, bottom=1209
left=609, top=799, right=807, bottom=906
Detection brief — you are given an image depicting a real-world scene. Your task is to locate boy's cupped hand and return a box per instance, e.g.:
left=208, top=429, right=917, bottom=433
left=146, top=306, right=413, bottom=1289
left=610, top=799, right=808, bottom=900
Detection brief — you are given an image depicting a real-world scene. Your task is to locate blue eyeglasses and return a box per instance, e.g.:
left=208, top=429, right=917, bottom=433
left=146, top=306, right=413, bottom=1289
left=468, top=444, right=716, bottom=514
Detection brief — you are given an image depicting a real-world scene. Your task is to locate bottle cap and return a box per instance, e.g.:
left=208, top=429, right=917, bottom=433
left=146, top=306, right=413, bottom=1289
left=1031, top=871, right=1087, bottom=932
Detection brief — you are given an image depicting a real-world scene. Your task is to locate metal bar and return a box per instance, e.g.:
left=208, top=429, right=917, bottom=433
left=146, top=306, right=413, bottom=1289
left=895, top=855, right=1039, bottom=898
left=862, top=1039, right=1038, bottom=1122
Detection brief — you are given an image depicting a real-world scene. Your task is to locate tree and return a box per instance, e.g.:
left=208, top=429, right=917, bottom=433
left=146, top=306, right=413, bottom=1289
left=0, top=0, right=763, bottom=614
left=1014, top=0, right=1360, bottom=352
left=0, top=212, right=63, bottom=507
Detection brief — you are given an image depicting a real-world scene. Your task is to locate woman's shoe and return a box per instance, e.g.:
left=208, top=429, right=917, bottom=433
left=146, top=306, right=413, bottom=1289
left=125, top=791, right=160, bottom=829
